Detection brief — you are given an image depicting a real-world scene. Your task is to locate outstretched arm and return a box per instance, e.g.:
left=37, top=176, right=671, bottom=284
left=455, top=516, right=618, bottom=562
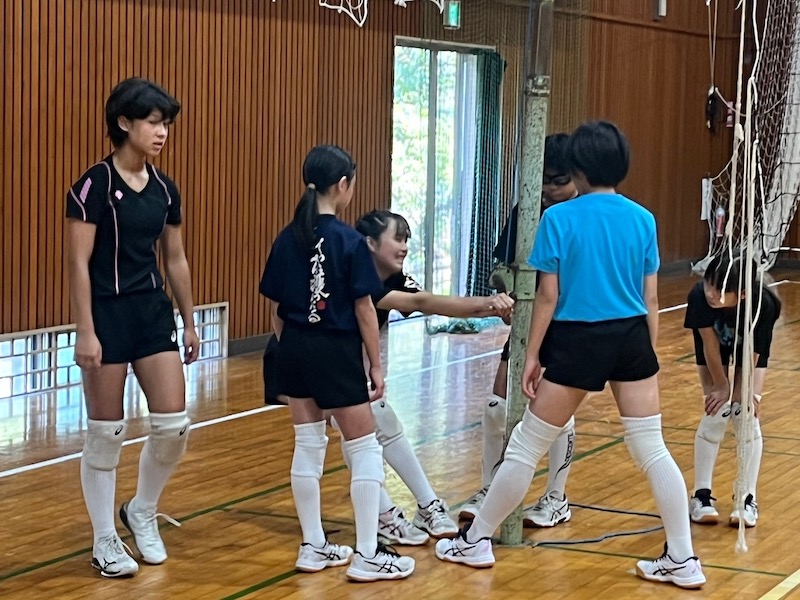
left=376, top=290, right=514, bottom=320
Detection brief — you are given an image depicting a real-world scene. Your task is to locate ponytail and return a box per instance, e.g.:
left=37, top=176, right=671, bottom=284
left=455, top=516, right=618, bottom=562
left=291, top=145, right=356, bottom=253
left=292, top=184, right=320, bottom=252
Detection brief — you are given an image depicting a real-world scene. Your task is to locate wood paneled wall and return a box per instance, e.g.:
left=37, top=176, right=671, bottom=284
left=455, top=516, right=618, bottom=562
left=0, top=0, right=765, bottom=339
left=0, top=0, right=421, bottom=337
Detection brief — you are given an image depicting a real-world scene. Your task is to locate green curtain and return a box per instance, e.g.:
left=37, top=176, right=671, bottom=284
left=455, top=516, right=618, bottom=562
left=467, top=50, right=506, bottom=297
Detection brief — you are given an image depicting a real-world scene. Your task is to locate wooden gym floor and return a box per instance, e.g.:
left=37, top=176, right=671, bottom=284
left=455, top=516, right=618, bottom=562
left=2, top=271, right=800, bottom=599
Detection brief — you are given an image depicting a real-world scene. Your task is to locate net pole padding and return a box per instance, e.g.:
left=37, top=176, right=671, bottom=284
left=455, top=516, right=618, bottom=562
left=500, top=0, right=554, bottom=547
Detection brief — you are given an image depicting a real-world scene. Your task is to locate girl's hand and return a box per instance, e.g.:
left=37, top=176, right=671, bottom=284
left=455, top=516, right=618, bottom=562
left=704, top=382, right=730, bottom=416
left=368, top=366, right=385, bottom=402
left=183, top=327, right=200, bottom=365
left=75, top=331, right=103, bottom=370
left=522, top=354, right=542, bottom=400
left=490, top=293, right=515, bottom=321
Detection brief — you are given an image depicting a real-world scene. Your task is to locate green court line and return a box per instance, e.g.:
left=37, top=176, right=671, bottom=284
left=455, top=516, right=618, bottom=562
left=219, top=570, right=298, bottom=600
left=0, top=464, right=348, bottom=583
left=540, top=544, right=788, bottom=578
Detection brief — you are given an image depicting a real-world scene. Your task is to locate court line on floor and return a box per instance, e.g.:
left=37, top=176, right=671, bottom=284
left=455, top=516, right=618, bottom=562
left=758, top=567, right=800, bottom=599
left=0, top=434, right=624, bottom=584
left=3, top=281, right=791, bottom=482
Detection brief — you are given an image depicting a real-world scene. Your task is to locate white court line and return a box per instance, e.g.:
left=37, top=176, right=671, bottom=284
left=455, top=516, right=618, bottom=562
left=758, top=567, right=800, bottom=600
left=1, top=279, right=792, bottom=480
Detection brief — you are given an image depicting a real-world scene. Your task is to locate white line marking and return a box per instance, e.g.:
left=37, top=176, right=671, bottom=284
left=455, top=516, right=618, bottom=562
left=2, top=279, right=793, bottom=480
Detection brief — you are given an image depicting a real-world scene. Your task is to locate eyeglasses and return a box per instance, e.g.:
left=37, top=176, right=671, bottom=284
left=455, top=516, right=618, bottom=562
left=542, top=173, right=571, bottom=186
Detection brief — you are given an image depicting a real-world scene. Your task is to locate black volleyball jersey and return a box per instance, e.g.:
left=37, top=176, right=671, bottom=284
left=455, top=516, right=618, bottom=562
left=65, top=155, right=182, bottom=297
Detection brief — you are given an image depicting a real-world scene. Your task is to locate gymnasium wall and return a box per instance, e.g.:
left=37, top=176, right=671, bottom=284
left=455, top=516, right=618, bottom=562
left=0, top=0, right=744, bottom=340
left=0, top=0, right=421, bottom=338
left=424, top=0, right=740, bottom=264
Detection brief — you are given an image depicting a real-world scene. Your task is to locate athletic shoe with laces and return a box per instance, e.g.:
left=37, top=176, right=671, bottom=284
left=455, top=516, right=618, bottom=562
left=689, top=488, right=719, bottom=524
left=345, top=543, right=415, bottom=581
left=523, top=490, right=571, bottom=528
left=91, top=533, right=139, bottom=578
left=295, top=540, right=354, bottom=572
left=458, top=486, right=488, bottom=521
left=120, top=500, right=181, bottom=565
left=729, top=493, right=758, bottom=528
left=635, top=543, right=705, bottom=589
left=412, top=498, right=458, bottom=538
left=434, top=523, right=495, bottom=568
left=378, top=506, right=430, bottom=545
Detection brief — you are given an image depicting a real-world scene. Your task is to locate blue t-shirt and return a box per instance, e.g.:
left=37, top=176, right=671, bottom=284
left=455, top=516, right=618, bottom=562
left=259, top=215, right=383, bottom=333
left=528, top=192, right=660, bottom=322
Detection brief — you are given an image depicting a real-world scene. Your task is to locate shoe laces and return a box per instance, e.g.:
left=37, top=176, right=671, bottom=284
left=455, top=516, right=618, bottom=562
left=469, top=487, right=488, bottom=504
left=424, top=499, right=450, bottom=523
left=97, top=534, right=134, bottom=559
left=537, top=490, right=565, bottom=511
left=694, top=489, right=715, bottom=506
left=375, top=542, right=401, bottom=558
left=136, top=507, right=181, bottom=533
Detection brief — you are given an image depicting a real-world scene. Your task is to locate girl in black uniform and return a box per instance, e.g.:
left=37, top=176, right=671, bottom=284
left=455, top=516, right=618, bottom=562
left=260, top=145, right=414, bottom=581
left=685, top=253, right=781, bottom=528
left=352, top=210, right=514, bottom=545
left=66, top=78, right=199, bottom=577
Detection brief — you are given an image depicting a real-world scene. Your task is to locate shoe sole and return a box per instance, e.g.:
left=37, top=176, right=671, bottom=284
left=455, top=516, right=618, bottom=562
left=690, top=514, right=719, bottom=525
left=523, top=510, right=572, bottom=529
left=434, top=549, right=495, bottom=568
left=119, top=502, right=167, bottom=565
left=728, top=516, right=756, bottom=528
left=92, top=559, right=138, bottom=578
left=635, top=566, right=705, bottom=589
left=295, top=558, right=351, bottom=572
left=346, top=568, right=414, bottom=581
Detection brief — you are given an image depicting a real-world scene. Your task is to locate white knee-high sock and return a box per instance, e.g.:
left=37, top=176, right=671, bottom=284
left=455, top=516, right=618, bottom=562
left=81, top=461, right=118, bottom=543
left=341, top=434, right=395, bottom=513
left=546, top=416, right=575, bottom=497
left=623, top=415, right=694, bottom=561
left=469, top=409, right=562, bottom=541
left=133, top=411, right=189, bottom=510
left=693, top=402, right=730, bottom=492
left=291, top=421, right=328, bottom=547
left=381, top=435, right=437, bottom=507
left=482, top=394, right=507, bottom=487
left=344, top=433, right=384, bottom=557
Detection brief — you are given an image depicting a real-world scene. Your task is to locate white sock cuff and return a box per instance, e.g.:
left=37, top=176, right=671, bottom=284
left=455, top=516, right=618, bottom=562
left=294, top=420, right=327, bottom=438
left=620, top=413, right=662, bottom=433
left=521, top=407, right=565, bottom=438
left=345, top=433, right=384, bottom=484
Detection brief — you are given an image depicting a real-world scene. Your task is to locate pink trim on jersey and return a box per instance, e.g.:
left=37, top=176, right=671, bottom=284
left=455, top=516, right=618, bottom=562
left=111, top=203, right=120, bottom=295
left=79, top=177, right=92, bottom=203
left=69, top=188, right=87, bottom=220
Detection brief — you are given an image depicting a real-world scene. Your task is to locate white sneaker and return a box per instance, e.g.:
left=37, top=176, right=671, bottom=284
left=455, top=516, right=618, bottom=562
left=346, top=544, right=415, bottom=581
left=689, top=489, right=719, bottom=524
left=635, top=544, right=705, bottom=589
left=434, top=525, right=495, bottom=568
left=523, top=491, right=571, bottom=528
left=120, top=500, right=180, bottom=565
left=413, top=498, right=458, bottom=538
left=295, top=540, right=353, bottom=572
left=378, top=506, right=430, bottom=545
left=458, top=486, right=488, bottom=521
left=729, top=494, right=758, bottom=528
left=91, top=534, right=139, bottom=578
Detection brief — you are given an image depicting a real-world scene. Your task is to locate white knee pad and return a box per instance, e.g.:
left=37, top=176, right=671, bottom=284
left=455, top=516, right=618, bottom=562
left=696, top=402, right=731, bottom=444
left=504, top=409, right=553, bottom=469
left=345, top=433, right=385, bottom=484
left=372, top=400, right=403, bottom=446
left=622, top=415, right=670, bottom=473
left=483, top=394, right=507, bottom=440
left=83, top=419, right=127, bottom=471
left=292, top=421, right=328, bottom=479
left=147, top=411, right=191, bottom=465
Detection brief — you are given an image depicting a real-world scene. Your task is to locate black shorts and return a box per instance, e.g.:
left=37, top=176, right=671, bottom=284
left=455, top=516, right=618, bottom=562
left=692, top=330, right=768, bottom=368
left=262, top=335, right=286, bottom=405
left=92, top=290, right=179, bottom=364
left=501, top=336, right=511, bottom=362
left=540, top=316, right=659, bottom=392
left=277, top=325, right=369, bottom=410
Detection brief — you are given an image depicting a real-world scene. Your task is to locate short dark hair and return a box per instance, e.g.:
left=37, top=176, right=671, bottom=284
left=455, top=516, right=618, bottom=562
left=543, top=133, right=570, bottom=173
left=105, top=78, right=181, bottom=147
left=565, top=121, right=630, bottom=187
